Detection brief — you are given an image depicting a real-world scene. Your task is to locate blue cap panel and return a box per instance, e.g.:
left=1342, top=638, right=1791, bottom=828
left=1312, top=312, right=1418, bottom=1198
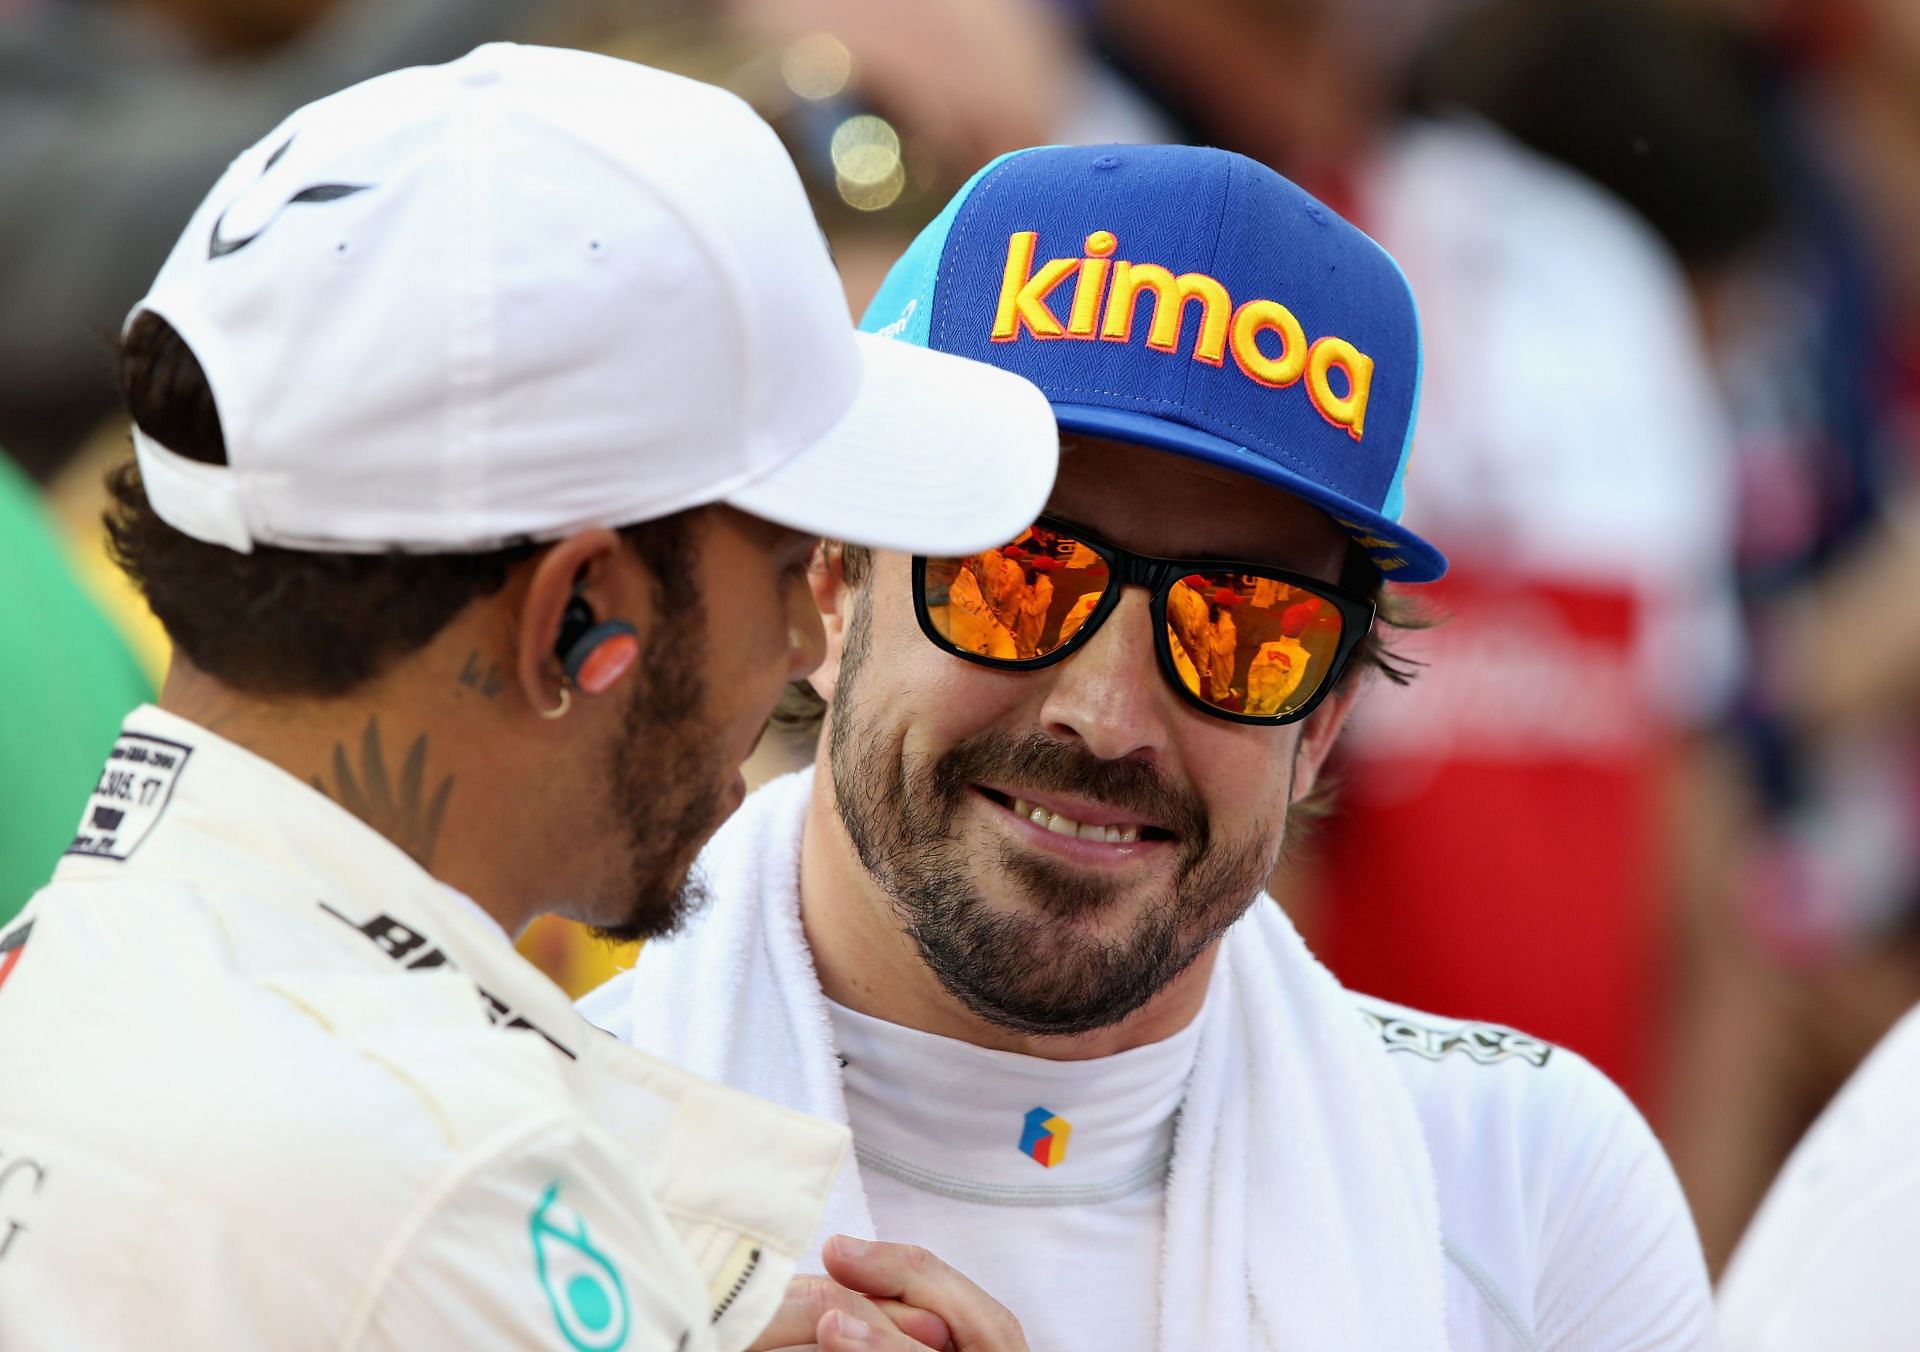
left=861, top=144, right=1444, bottom=582
left=861, top=150, right=1034, bottom=348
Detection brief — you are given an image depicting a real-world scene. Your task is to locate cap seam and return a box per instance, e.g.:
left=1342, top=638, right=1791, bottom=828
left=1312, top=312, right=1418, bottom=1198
left=1176, top=153, right=1239, bottom=417
left=931, top=154, right=1025, bottom=352
left=1042, top=382, right=1345, bottom=484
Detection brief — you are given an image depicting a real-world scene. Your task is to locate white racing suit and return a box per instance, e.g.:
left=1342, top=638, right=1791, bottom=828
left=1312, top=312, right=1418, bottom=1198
left=0, top=704, right=845, bottom=1351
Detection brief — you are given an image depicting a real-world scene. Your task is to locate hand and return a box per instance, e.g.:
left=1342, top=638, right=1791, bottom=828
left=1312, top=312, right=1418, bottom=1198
left=748, top=1273, right=952, bottom=1351
left=816, top=1235, right=1031, bottom=1351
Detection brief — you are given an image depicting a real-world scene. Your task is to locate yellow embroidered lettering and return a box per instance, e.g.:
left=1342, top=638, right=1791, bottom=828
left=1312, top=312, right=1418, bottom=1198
left=1067, top=231, right=1117, bottom=338
left=1101, top=261, right=1178, bottom=346
left=1228, top=299, right=1307, bottom=387
left=992, top=231, right=1076, bottom=342
left=989, top=230, right=1378, bottom=440
left=1306, top=337, right=1373, bottom=440
left=1099, top=264, right=1229, bottom=356
left=1179, top=273, right=1232, bottom=366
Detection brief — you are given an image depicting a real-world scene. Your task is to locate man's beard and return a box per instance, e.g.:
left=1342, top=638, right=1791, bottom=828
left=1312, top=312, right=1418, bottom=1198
left=827, top=599, right=1284, bottom=1036
left=588, top=600, right=721, bottom=946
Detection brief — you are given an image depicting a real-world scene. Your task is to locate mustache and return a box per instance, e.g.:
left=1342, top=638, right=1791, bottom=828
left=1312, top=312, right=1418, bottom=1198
left=930, top=729, right=1209, bottom=849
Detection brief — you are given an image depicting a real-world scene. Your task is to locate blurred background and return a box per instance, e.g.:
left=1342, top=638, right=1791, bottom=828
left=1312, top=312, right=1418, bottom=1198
left=6, top=0, right=1919, bottom=1279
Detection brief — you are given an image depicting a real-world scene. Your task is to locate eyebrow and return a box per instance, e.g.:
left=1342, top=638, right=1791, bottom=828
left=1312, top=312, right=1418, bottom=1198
left=1037, top=510, right=1317, bottom=572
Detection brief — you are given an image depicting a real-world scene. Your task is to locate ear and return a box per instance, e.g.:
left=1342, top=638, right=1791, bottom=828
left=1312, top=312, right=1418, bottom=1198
left=1287, top=677, right=1364, bottom=805
left=804, top=541, right=854, bottom=705
left=513, top=528, right=631, bottom=718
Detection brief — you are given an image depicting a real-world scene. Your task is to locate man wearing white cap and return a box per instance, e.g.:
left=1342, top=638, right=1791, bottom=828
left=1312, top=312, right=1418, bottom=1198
left=0, top=44, right=1055, bottom=1352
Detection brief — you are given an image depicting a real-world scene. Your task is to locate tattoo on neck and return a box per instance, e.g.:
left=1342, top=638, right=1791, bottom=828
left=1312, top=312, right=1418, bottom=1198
left=312, top=716, right=454, bottom=869
left=459, top=651, right=505, bottom=698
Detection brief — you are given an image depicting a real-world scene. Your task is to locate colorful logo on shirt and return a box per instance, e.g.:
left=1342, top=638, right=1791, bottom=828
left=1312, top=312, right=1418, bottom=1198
left=530, top=1182, right=631, bottom=1352
left=0, top=921, right=31, bottom=997
left=1019, top=1106, right=1072, bottom=1168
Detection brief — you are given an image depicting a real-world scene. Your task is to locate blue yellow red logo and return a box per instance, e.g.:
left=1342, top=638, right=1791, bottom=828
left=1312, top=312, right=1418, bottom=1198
left=0, top=922, right=30, bottom=996
left=1020, top=1106, right=1072, bottom=1168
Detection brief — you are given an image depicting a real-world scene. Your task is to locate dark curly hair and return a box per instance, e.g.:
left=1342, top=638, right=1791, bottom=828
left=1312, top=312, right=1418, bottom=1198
left=109, top=311, right=700, bottom=698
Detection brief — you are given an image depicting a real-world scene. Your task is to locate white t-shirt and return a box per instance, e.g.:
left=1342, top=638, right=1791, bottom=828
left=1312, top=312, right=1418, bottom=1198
left=781, top=994, right=1710, bottom=1351
left=827, top=996, right=1201, bottom=1349
left=1364, top=1000, right=1712, bottom=1349
left=1718, top=1001, right=1920, bottom=1349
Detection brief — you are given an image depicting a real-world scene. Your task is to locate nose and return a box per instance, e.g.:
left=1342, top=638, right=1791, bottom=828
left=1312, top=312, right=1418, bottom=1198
left=785, top=576, right=827, bottom=680
left=1036, top=588, right=1175, bottom=763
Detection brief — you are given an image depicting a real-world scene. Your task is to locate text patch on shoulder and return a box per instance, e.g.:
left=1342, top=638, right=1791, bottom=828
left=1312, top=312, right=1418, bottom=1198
left=1357, top=1005, right=1553, bottom=1069
left=65, top=732, right=194, bottom=862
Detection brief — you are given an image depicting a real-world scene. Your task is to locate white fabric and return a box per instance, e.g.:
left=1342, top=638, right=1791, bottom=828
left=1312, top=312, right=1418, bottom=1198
left=131, top=43, right=1056, bottom=558
left=0, top=706, right=848, bottom=1351
left=827, top=995, right=1198, bottom=1349
left=1718, top=1002, right=1920, bottom=1349
left=581, top=770, right=1718, bottom=1351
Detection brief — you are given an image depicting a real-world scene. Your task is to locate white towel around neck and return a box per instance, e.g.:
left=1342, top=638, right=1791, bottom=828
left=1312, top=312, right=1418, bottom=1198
left=585, top=769, right=1450, bottom=1351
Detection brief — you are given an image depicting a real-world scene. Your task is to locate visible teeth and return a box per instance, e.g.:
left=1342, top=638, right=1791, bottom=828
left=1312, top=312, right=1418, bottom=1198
left=1008, top=798, right=1142, bottom=845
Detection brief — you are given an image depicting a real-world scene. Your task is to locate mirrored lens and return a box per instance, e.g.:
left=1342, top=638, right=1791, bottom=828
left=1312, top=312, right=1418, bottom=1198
left=1164, top=572, right=1345, bottom=718
left=921, top=524, right=1113, bottom=661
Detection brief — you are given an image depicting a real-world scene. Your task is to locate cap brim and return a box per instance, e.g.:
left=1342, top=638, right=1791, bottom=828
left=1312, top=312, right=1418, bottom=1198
left=1051, top=404, right=1448, bottom=583
left=725, top=331, right=1058, bottom=556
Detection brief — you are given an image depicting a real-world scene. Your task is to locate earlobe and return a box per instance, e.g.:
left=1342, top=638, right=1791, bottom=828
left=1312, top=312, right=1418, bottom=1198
left=806, top=542, right=850, bottom=705
left=513, top=529, right=632, bottom=716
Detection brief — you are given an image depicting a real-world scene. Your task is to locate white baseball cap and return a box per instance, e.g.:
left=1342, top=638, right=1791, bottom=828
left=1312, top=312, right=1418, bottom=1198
left=126, top=43, right=1058, bottom=556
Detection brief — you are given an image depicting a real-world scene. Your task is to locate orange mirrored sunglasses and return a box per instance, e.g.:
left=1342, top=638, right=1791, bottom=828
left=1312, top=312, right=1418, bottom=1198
left=913, top=516, right=1375, bottom=725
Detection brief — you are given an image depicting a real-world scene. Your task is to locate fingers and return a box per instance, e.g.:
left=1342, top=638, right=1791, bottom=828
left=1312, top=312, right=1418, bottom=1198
left=872, top=1298, right=954, bottom=1349
left=817, top=1306, right=954, bottom=1352
left=821, top=1236, right=1029, bottom=1351
left=746, top=1275, right=951, bottom=1352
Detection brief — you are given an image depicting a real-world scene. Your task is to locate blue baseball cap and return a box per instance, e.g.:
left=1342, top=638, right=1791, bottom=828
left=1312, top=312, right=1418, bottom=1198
left=858, top=144, right=1446, bottom=582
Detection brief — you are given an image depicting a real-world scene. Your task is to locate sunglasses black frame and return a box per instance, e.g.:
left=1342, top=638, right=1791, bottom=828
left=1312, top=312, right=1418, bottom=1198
left=911, top=515, right=1377, bottom=727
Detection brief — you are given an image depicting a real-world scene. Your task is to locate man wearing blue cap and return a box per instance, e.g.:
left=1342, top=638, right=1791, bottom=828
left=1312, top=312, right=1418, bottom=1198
left=583, top=145, right=1712, bottom=1349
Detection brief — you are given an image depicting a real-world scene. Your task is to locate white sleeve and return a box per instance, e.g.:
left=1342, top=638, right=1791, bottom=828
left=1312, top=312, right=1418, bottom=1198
left=1532, top=1060, right=1715, bottom=1350
left=1720, top=1173, right=1920, bottom=1351
left=353, top=1120, right=721, bottom=1352
left=1718, top=1007, right=1920, bottom=1350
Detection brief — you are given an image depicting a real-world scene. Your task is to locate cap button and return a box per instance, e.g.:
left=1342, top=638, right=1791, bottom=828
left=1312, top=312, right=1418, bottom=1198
left=1092, top=154, right=1122, bottom=171
left=460, top=59, right=502, bottom=88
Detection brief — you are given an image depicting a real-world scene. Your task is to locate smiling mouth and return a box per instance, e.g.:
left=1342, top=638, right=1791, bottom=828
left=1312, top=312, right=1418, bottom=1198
left=974, top=787, right=1176, bottom=846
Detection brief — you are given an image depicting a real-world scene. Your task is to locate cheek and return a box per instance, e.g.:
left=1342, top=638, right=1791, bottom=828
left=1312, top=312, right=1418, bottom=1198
left=853, top=570, right=1040, bottom=756
left=699, top=578, right=799, bottom=729
left=1182, top=724, right=1301, bottom=828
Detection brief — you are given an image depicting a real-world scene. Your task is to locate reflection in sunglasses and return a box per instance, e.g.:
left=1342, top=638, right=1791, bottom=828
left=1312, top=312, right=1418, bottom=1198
left=929, top=531, right=1115, bottom=663
left=1058, top=591, right=1100, bottom=646
left=1246, top=638, right=1311, bottom=715
left=922, top=522, right=1347, bottom=720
